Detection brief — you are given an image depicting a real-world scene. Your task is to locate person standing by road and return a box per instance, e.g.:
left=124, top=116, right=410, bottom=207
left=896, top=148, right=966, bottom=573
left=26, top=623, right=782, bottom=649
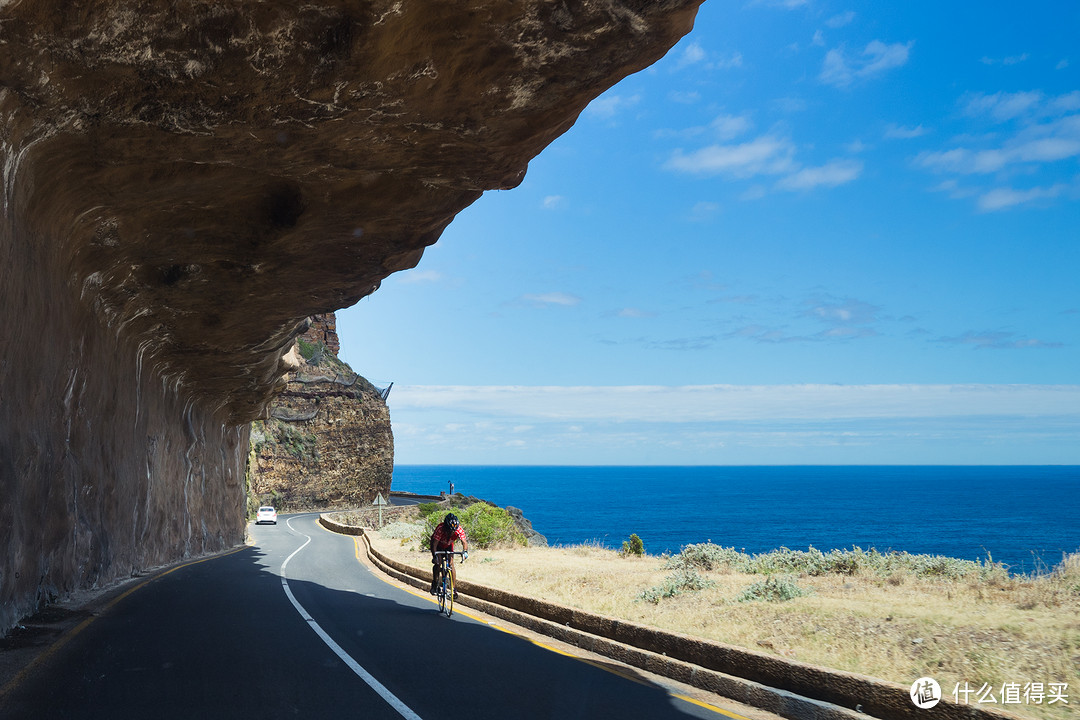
left=430, top=513, right=468, bottom=598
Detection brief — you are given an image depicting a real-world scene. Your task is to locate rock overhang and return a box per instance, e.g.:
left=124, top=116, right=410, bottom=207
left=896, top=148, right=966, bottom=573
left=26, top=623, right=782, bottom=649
left=1, top=0, right=702, bottom=423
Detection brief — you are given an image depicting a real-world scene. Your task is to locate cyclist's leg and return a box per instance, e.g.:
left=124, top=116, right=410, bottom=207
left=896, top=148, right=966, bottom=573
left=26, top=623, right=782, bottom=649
left=448, top=552, right=459, bottom=599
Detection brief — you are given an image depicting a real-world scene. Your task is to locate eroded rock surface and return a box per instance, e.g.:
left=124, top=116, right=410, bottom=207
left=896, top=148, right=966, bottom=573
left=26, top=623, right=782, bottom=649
left=0, top=0, right=701, bottom=632
left=249, top=313, right=393, bottom=512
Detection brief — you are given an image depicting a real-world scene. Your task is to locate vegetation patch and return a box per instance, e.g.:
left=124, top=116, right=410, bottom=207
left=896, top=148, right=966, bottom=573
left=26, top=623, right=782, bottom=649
left=621, top=533, right=645, bottom=557
left=416, top=496, right=527, bottom=549
left=735, top=576, right=812, bottom=603
left=664, top=543, right=1010, bottom=581
left=638, top=567, right=715, bottom=604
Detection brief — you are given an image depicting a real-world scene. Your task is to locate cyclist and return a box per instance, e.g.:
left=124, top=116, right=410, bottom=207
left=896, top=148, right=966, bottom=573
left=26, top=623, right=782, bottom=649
left=429, top=513, right=468, bottom=598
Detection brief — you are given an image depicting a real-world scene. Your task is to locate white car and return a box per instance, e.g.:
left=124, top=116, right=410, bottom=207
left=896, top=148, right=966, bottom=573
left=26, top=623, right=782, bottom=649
left=255, top=506, right=278, bottom=525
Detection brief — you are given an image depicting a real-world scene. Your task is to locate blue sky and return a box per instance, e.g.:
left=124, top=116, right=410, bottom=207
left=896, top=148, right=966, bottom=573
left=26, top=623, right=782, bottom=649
left=338, top=0, right=1080, bottom=465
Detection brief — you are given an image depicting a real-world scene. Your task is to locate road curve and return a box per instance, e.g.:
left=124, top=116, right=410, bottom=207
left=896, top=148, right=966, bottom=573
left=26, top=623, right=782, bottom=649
left=1, top=514, right=741, bottom=720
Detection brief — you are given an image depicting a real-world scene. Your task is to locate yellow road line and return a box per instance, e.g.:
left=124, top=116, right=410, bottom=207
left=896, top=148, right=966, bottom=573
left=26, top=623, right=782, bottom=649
left=348, top=536, right=750, bottom=719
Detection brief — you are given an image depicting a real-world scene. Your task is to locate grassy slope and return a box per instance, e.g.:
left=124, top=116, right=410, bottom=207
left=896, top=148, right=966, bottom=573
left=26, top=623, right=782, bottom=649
left=367, top=521, right=1079, bottom=720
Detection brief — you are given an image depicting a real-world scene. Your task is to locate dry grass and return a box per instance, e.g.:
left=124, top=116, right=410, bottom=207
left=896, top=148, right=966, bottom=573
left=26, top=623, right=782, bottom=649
left=368, top=528, right=1080, bottom=720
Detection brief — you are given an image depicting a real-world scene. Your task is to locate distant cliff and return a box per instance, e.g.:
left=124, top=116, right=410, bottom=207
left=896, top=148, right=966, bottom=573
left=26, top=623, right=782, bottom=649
left=248, top=314, right=392, bottom=513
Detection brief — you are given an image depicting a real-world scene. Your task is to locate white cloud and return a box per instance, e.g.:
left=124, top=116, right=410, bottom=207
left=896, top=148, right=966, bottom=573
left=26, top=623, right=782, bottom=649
left=884, top=123, right=929, bottom=139
left=688, top=200, right=721, bottom=221
left=665, top=135, right=797, bottom=177
left=584, top=93, right=641, bottom=120
left=936, top=331, right=1064, bottom=349
left=825, top=11, right=856, bottom=28
left=980, top=53, right=1029, bottom=66
left=675, top=41, right=707, bottom=70
left=714, top=51, right=744, bottom=70
left=1058, top=59, right=1070, bottom=70
left=821, top=40, right=913, bottom=87
left=542, top=195, right=565, bottom=210
left=520, top=292, right=581, bottom=307
left=390, top=384, right=1080, bottom=423
left=977, top=184, right=1069, bottom=212
left=616, top=307, right=655, bottom=319
left=915, top=113, right=1080, bottom=175
left=710, top=114, right=753, bottom=140
left=962, top=90, right=1045, bottom=122
left=776, top=159, right=863, bottom=190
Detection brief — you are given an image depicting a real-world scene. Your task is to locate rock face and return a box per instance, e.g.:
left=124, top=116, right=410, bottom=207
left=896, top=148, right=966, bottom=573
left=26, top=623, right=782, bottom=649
left=0, top=0, right=701, bottom=633
left=249, top=313, right=393, bottom=512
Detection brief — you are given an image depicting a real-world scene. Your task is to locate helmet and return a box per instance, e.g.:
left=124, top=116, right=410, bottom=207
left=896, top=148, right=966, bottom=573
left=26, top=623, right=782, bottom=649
left=443, top=513, right=459, bottom=530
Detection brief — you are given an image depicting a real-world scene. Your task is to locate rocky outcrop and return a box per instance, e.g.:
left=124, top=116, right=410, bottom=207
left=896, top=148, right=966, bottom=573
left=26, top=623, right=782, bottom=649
left=249, top=313, right=392, bottom=512
left=0, top=0, right=701, bottom=633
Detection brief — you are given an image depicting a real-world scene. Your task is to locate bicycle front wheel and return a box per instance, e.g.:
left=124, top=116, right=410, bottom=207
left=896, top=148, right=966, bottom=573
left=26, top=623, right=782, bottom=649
left=445, top=572, right=454, bottom=617
left=437, top=571, right=449, bottom=615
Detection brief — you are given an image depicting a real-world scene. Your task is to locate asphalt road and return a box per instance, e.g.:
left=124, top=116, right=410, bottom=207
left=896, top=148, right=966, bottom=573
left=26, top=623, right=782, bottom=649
left=1, top=514, right=735, bottom=720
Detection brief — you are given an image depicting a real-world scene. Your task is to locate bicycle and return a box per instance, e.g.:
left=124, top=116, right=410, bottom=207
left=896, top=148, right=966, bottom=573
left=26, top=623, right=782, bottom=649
left=432, top=549, right=467, bottom=617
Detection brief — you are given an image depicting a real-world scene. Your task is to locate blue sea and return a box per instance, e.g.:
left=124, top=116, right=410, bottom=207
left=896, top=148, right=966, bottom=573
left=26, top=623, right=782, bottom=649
left=391, top=466, right=1080, bottom=575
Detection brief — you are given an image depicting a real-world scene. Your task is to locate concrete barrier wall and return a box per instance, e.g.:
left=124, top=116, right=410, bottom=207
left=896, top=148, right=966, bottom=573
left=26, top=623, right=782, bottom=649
left=319, top=515, right=1023, bottom=720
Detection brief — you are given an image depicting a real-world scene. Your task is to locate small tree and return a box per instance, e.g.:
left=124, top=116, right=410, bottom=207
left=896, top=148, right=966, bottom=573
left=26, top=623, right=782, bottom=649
left=621, top=533, right=645, bottom=557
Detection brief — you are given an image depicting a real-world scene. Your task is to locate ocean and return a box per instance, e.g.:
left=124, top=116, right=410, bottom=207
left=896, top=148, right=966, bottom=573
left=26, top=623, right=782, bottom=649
left=390, top=465, right=1080, bottom=575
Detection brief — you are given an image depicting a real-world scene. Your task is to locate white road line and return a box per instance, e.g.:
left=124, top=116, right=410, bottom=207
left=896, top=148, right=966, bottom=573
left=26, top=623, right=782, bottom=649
left=282, top=516, right=423, bottom=720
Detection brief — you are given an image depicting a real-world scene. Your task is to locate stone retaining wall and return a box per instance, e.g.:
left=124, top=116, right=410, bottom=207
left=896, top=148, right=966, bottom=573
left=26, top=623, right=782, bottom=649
left=318, top=515, right=1022, bottom=720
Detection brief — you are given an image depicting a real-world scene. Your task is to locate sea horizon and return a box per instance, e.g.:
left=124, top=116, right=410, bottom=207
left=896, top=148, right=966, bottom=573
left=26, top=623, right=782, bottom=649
left=390, top=464, right=1080, bottom=576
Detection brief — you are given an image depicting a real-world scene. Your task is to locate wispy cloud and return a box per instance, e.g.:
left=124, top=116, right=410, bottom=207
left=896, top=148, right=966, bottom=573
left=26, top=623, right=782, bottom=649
left=542, top=195, right=566, bottom=210
left=676, top=41, right=707, bottom=69
left=584, top=93, right=642, bottom=120
left=977, top=183, right=1070, bottom=212
left=391, top=384, right=1080, bottom=423
left=804, top=297, right=882, bottom=325
left=711, top=114, right=753, bottom=140
left=615, top=307, right=656, bottom=319
left=775, top=159, right=863, bottom=190
left=884, top=123, right=930, bottom=139
left=936, top=331, right=1065, bottom=349
left=665, top=135, right=797, bottom=177
left=688, top=200, right=721, bottom=221
left=820, top=40, right=914, bottom=88
left=825, top=11, right=856, bottom=28
left=914, top=90, right=1080, bottom=211
left=519, top=292, right=581, bottom=308
left=980, top=53, right=1029, bottom=66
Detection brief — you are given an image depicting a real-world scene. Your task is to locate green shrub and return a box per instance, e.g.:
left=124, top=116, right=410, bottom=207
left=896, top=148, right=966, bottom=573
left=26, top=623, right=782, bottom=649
left=621, top=533, right=645, bottom=557
left=416, top=502, right=442, bottom=518
left=666, top=543, right=749, bottom=572
left=662, top=543, right=1009, bottom=581
left=638, top=568, right=715, bottom=604
left=419, top=503, right=526, bottom=550
left=736, top=576, right=811, bottom=603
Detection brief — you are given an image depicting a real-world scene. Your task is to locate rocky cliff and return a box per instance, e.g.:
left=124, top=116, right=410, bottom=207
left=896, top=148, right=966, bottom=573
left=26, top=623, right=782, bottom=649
left=0, top=0, right=702, bottom=633
left=249, top=314, right=393, bottom=512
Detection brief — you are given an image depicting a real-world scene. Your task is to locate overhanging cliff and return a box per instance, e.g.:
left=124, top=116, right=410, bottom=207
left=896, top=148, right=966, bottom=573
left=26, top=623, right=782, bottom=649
left=0, top=0, right=702, bottom=633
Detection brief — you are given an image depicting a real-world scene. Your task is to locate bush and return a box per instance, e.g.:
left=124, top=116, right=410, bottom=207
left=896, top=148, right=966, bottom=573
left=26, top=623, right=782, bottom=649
left=638, top=568, right=715, bottom=604
left=419, top=503, right=526, bottom=550
left=736, top=576, right=811, bottom=603
left=662, top=543, right=1010, bottom=581
left=621, top=533, right=645, bottom=557
left=666, top=543, right=748, bottom=572
left=416, top=502, right=442, bottom=518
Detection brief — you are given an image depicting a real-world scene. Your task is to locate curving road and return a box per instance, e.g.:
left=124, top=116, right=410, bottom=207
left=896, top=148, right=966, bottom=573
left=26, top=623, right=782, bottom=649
left=1, top=514, right=751, bottom=720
